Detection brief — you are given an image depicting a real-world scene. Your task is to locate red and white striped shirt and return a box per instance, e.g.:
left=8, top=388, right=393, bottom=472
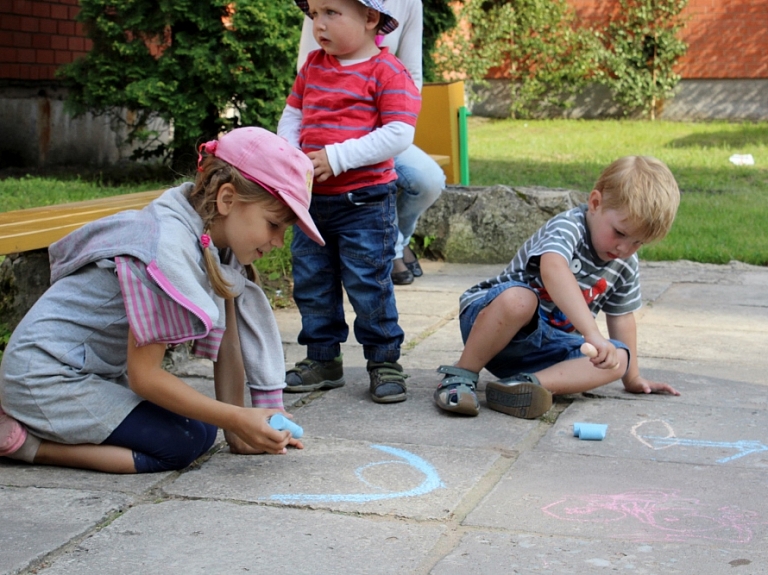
left=287, top=47, right=421, bottom=195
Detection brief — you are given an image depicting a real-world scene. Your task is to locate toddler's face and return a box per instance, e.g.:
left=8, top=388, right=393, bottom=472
left=587, top=191, right=645, bottom=262
left=307, top=0, right=378, bottom=60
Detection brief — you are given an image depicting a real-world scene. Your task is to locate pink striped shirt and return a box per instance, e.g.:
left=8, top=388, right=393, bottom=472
left=115, top=256, right=224, bottom=360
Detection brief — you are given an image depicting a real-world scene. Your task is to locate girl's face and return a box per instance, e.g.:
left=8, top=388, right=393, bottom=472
left=586, top=190, right=645, bottom=262
left=210, top=184, right=292, bottom=266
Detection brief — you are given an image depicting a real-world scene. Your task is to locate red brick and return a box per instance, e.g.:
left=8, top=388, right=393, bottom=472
left=31, top=33, right=51, bottom=48
left=36, top=47, right=53, bottom=63
left=12, top=31, right=33, bottom=47
left=57, top=20, right=74, bottom=35
left=17, top=47, right=34, bottom=62
left=20, top=16, right=39, bottom=32
left=35, top=18, right=56, bottom=34
left=53, top=48, right=71, bottom=63
left=0, top=47, right=18, bottom=62
left=1, top=16, right=22, bottom=30
left=50, top=4, right=68, bottom=20
left=68, top=5, right=79, bottom=19
left=32, top=2, right=51, bottom=18
left=50, top=34, right=67, bottom=49
left=67, top=35, right=83, bottom=50
left=0, top=63, right=20, bottom=78
left=12, top=0, right=33, bottom=16
left=0, top=31, right=13, bottom=47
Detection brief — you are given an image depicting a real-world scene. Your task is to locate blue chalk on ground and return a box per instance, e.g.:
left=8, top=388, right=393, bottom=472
left=269, top=414, right=304, bottom=439
left=573, top=422, right=607, bottom=441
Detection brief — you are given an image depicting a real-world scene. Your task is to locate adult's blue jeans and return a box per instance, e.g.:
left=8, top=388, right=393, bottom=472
left=291, top=182, right=404, bottom=364
left=394, top=145, right=446, bottom=259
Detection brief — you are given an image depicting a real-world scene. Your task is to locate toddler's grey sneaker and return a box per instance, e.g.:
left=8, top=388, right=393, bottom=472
left=368, top=360, right=407, bottom=403
left=284, top=356, right=345, bottom=392
left=485, top=373, right=552, bottom=419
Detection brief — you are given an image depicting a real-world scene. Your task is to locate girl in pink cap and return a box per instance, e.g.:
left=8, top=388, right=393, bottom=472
left=0, top=127, right=322, bottom=473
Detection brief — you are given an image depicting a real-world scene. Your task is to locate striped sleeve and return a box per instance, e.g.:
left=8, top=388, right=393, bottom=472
left=115, top=256, right=224, bottom=359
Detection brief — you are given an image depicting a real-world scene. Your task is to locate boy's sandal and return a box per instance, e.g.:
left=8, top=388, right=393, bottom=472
left=434, top=365, right=480, bottom=416
left=485, top=373, right=552, bottom=419
left=368, top=361, right=408, bottom=404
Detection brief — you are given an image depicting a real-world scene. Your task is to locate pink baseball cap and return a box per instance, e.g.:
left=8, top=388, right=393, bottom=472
left=199, top=127, right=324, bottom=246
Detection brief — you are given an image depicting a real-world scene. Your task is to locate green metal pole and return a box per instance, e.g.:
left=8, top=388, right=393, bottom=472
left=458, top=106, right=471, bottom=185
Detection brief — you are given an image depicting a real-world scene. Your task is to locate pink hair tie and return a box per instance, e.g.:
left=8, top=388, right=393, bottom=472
left=196, top=140, right=219, bottom=171
left=200, top=234, right=211, bottom=249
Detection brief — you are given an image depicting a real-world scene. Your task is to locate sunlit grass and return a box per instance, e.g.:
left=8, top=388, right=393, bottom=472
left=467, top=118, right=768, bottom=265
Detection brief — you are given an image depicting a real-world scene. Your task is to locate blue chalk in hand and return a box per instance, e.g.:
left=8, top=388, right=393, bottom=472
left=269, top=414, right=304, bottom=439
left=573, top=422, right=607, bottom=441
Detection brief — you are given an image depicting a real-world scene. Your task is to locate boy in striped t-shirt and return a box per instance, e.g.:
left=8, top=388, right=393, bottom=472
left=434, top=156, right=682, bottom=419
left=278, top=0, right=421, bottom=403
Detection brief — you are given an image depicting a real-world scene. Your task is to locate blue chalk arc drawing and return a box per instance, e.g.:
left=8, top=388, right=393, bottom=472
left=269, top=444, right=445, bottom=504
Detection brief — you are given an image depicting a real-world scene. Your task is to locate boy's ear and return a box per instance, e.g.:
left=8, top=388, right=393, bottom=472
left=216, top=183, right=237, bottom=216
left=364, top=8, right=381, bottom=31
left=587, top=189, right=602, bottom=213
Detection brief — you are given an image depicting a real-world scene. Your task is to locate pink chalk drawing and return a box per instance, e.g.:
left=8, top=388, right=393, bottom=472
left=542, top=489, right=762, bottom=544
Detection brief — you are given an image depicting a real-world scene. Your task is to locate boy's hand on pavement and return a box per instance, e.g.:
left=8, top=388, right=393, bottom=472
left=623, top=374, right=680, bottom=396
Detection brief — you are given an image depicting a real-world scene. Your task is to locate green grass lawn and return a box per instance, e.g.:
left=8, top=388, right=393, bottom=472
left=466, top=118, right=768, bottom=265
left=2, top=118, right=767, bottom=265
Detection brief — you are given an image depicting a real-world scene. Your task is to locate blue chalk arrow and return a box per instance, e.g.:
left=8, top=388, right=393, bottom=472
left=642, top=436, right=768, bottom=463
left=269, top=444, right=445, bottom=503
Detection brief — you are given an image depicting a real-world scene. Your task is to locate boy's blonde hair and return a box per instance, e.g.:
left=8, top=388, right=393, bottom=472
left=189, top=156, right=298, bottom=298
left=594, top=156, right=680, bottom=243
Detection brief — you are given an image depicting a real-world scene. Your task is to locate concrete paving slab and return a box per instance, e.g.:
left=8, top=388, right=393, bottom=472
left=282, top=370, right=541, bottom=451
left=431, top=530, right=768, bottom=575
left=465, top=450, right=768, bottom=547
left=164, top=438, right=499, bottom=520
left=35, top=499, right=446, bottom=575
left=580, top=369, right=768, bottom=411
left=538, top=397, right=768, bottom=468
left=0, top=487, right=131, bottom=575
left=0, top=460, right=170, bottom=492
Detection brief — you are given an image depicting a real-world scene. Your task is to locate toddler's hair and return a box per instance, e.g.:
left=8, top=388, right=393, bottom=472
left=594, top=155, right=680, bottom=243
left=189, top=156, right=298, bottom=298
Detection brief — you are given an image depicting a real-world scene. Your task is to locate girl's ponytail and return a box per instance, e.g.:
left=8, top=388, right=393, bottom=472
left=191, top=155, right=281, bottom=298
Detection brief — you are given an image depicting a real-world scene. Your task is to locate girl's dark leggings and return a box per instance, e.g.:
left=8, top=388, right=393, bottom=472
left=104, top=401, right=217, bottom=473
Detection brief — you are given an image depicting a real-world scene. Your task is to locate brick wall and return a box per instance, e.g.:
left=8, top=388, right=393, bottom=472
left=0, top=0, right=91, bottom=81
left=568, top=0, right=768, bottom=79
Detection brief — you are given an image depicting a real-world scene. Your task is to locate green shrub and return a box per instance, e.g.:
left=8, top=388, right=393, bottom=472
left=59, top=0, right=303, bottom=172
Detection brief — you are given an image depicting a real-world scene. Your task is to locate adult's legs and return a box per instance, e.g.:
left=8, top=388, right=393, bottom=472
left=392, top=145, right=446, bottom=280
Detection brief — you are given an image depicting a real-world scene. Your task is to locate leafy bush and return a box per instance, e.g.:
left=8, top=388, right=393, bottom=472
left=597, top=0, right=689, bottom=119
left=59, top=0, right=303, bottom=171
left=435, top=0, right=603, bottom=117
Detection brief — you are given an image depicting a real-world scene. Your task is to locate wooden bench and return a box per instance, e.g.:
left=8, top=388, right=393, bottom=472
left=414, top=80, right=469, bottom=185
left=0, top=190, right=164, bottom=256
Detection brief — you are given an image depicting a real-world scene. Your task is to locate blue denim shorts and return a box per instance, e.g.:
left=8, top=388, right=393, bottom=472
left=459, top=280, right=629, bottom=379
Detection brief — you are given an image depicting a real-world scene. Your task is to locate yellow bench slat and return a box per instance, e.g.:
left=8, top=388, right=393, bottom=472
left=0, top=189, right=163, bottom=255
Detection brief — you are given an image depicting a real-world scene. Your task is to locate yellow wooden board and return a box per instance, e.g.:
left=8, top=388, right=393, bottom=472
left=0, top=189, right=163, bottom=255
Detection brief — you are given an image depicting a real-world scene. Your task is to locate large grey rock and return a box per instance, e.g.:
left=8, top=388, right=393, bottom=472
left=0, top=249, right=50, bottom=331
left=415, top=185, right=587, bottom=264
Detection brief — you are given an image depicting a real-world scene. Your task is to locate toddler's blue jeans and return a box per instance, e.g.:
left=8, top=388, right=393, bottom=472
left=291, top=182, right=403, bottom=364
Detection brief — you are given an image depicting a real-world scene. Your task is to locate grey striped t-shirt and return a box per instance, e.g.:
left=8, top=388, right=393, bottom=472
left=459, top=204, right=641, bottom=332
